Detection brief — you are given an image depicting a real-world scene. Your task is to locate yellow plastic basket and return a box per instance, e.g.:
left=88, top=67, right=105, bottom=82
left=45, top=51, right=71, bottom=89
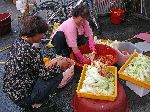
left=118, top=52, right=150, bottom=89
left=76, top=65, right=117, bottom=101
left=43, top=58, right=51, bottom=65
left=99, top=39, right=113, bottom=43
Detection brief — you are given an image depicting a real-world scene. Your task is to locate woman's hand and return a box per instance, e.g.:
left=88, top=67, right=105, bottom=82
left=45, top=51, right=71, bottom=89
left=46, top=57, right=70, bottom=71
left=82, top=57, right=91, bottom=64
left=57, top=58, right=70, bottom=71
left=89, top=37, right=96, bottom=52
left=74, top=49, right=91, bottom=64
left=45, top=59, right=58, bottom=69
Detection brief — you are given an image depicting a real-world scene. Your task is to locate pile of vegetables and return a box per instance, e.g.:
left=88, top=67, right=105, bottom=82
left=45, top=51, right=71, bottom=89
left=124, top=54, right=150, bottom=82
left=83, top=53, right=114, bottom=65
left=83, top=52, right=95, bottom=61
left=95, top=55, right=114, bottom=65
left=95, top=39, right=112, bottom=46
left=80, top=61, right=115, bottom=95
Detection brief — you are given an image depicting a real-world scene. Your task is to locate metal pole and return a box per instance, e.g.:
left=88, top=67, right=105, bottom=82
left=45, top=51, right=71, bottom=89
left=141, top=0, right=143, bottom=14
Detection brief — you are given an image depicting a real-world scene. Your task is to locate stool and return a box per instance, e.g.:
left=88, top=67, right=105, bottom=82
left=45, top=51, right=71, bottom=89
left=72, top=82, right=129, bottom=112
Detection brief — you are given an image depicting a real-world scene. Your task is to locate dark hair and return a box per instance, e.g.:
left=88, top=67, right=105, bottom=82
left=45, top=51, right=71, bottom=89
left=72, top=4, right=90, bottom=19
left=20, top=16, right=49, bottom=37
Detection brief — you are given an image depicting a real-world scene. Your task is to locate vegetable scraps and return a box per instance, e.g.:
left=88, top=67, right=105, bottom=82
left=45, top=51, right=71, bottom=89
left=83, top=53, right=114, bottom=65
left=83, top=52, right=95, bottom=61
left=95, top=55, right=114, bottom=65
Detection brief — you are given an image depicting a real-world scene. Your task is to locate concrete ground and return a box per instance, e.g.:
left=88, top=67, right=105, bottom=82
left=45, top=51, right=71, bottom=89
left=0, top=0, right=150, bottom=112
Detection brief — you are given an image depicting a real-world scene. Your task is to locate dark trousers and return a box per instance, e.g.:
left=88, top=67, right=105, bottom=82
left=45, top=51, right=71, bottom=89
left=52, top=31, right=88, bottom=57
left=15, top=74, right=63, bottom=109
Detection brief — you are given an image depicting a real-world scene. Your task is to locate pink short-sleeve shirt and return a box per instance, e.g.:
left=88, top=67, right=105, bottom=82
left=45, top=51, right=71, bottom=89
left=52, top=17, right=93, bottom=48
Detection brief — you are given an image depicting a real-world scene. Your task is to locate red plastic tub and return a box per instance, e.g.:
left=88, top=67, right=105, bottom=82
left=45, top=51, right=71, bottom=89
left=110, top=9, right=125, bottom=25
left=70, top=44, right=119, bottom=68
left=0, top=13, right=11, bottom=36
left=72, top=82, right=129, bottom=112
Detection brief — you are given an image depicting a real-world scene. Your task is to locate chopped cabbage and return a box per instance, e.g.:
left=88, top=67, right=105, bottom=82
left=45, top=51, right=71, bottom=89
left=80, top=61, right=115, bottom=95
left=83, top=53, right=95, bottom=61
left=124, top=54, right=150, bottom=82
left=94, top=38, right=118, bottom=48
left=95, top=39, right=111, bottom=46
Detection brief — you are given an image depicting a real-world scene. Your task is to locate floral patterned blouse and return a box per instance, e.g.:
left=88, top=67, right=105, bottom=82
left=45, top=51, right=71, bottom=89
left=3, top=38, right=63, bottom=102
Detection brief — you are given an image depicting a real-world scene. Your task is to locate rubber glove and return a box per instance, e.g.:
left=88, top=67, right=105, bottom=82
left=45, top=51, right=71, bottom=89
left=74, top=50, right=91, bottom=64
left=88, top=37, right=96, bottom=52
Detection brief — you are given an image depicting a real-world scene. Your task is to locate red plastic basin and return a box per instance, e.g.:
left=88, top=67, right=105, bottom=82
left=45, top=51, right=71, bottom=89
left=70, top=44, right=119, bottom=68
left=0, top=13, right=11, bottom=36
left=72, top=82, right=129, bottom=112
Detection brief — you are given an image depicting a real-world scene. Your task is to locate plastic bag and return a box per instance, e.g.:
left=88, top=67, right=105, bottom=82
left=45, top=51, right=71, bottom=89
left=16, top=0, right=26, bottom=13
left=51, top=57, right=75, bottom=88
left=58, top=63, right=75, bottom=88
left=111, top=42, right=143, bottom=66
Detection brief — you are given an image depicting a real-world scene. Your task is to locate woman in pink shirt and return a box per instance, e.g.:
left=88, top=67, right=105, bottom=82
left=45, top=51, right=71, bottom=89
left=51, top=4, right=95, bottom=64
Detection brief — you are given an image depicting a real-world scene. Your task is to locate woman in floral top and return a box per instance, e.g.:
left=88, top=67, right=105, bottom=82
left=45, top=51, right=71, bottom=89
left=3, top=16, right=68, bottom=109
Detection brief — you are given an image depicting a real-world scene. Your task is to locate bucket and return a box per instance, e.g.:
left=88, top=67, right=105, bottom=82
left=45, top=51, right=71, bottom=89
left=0, top=13, right=11, bottom=36
left=110, top=8, right=125, bottom=24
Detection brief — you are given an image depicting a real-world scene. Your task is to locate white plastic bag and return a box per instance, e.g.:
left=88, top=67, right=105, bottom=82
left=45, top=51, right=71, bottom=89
left=16, top=0, right=26, bottom=13
left=111, top=42, right=143, bottom=66
left=135, top=41, right=150, bottom=52
left=58, top=62, right=75, bottom=88
left=51, top=57, right=75, bottom=88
